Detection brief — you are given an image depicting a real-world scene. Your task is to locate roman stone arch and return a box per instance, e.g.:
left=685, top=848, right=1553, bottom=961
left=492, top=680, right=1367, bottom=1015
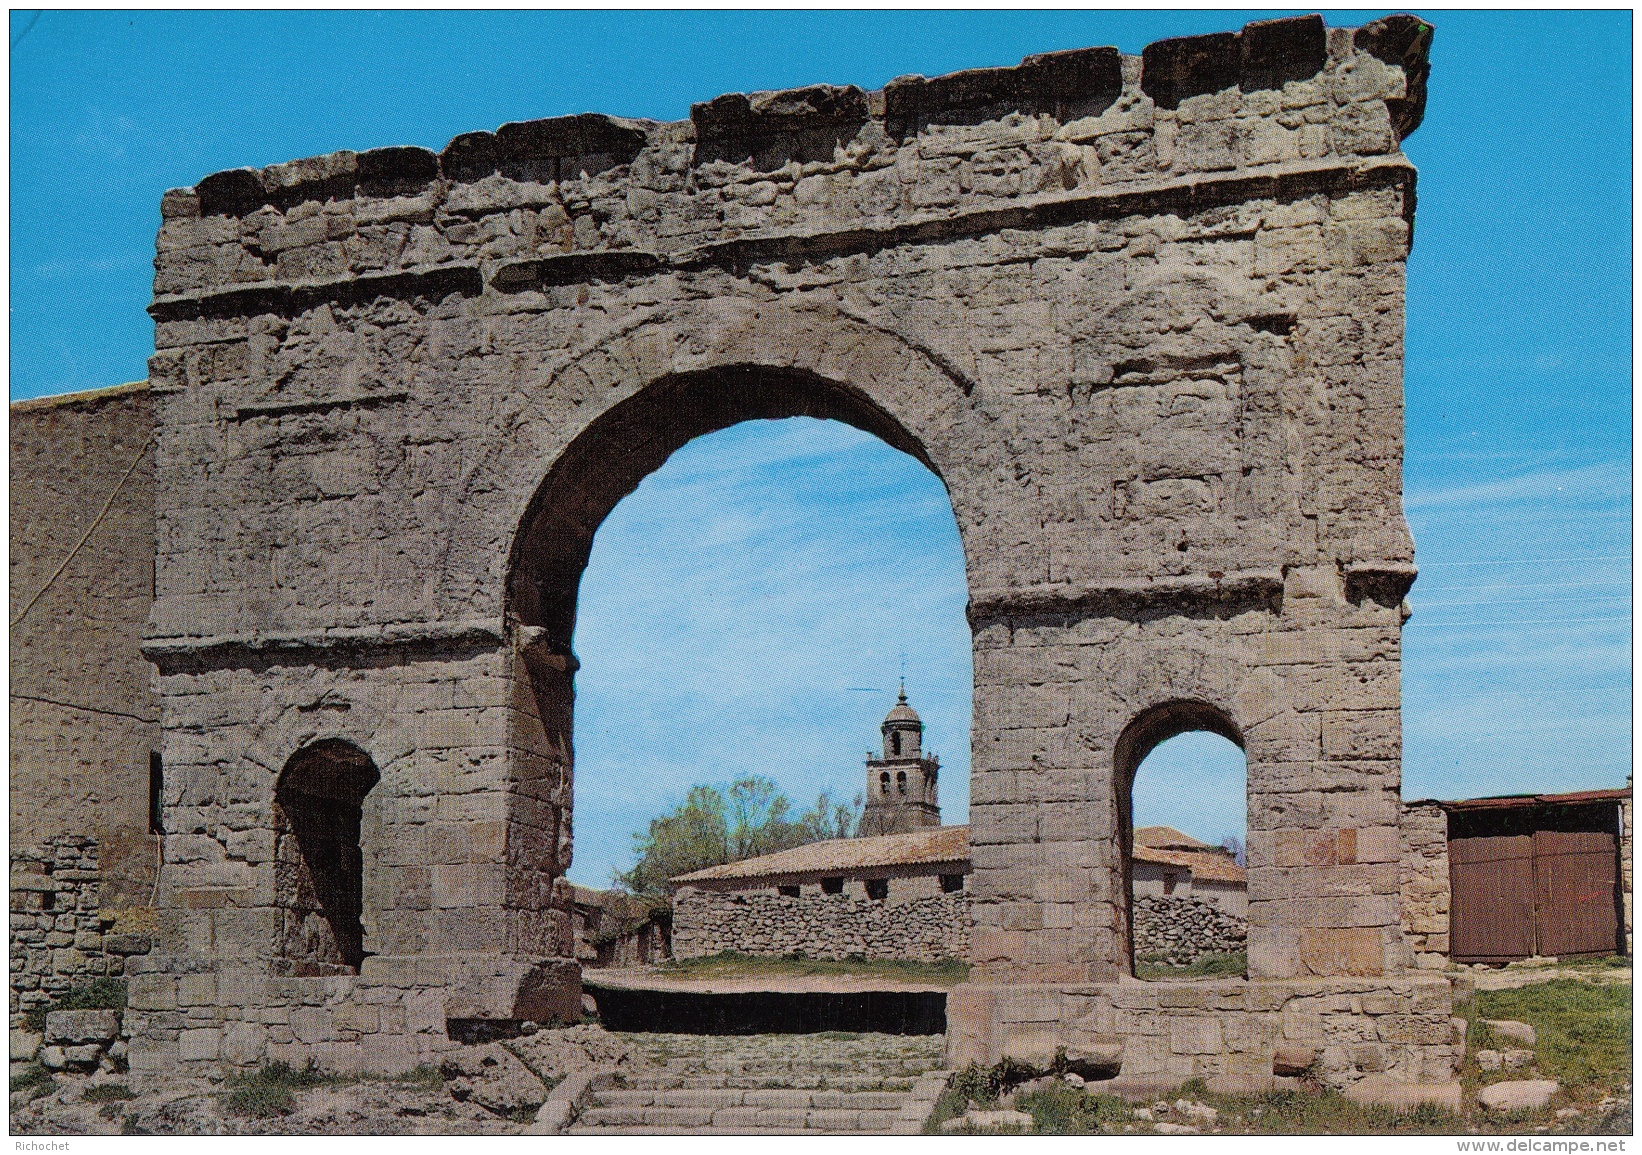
left=435, top=298, right=983, bottom=627
left=128, top=13, right=1453, bottom=1090
left=497, top=308, right=980, bottom=934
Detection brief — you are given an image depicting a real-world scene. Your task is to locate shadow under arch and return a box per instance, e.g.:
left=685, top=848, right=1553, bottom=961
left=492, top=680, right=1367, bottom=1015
left=273, top=738, right=381, bottom=975
left=1113, top=700, right=1245, bottom=976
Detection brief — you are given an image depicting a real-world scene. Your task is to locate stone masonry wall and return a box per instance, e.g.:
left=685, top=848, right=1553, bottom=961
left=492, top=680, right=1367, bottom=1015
left=142, top=12, right=1431, bottom=998
left=1398, top=801, right=1449, bottom=969
left=118, top=11, right=1440, bottom=1077
left=10, top=384, right=159, bottom=908
left=10, top=837, right=155, bottom=1016
left=672, top=887, right=970, bottom=963
left=1132, top=895, right=1247, bottom=966
left=948, top=973, right=1461, bottom=1093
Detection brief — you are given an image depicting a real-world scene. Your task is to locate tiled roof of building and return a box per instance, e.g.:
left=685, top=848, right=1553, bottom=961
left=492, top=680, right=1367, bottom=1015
left=1134, top=825, right=1215, bottom=850
left=671, top=824, right=969, bottom=884
left=1133, top=844, right=1247, bottom=885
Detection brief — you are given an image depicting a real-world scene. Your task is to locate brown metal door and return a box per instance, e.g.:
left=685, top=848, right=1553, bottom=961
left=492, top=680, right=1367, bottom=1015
left=1532, top=829, right=1620, bottom=958
left=1449, top=834, right=1535, bottom=963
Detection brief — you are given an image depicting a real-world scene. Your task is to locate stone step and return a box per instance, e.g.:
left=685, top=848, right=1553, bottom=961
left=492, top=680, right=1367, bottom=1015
left=590, top=1087, right=911, bottom=1110
left=570, top=1104, right=907, bottom=1133
left=626, top=1074, right=917, bottom=1092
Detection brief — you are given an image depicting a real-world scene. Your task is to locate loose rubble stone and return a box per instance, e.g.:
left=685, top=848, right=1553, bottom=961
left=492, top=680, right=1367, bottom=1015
left=1478, top=1080, right=1559, bottom=1112
left=1484, top=1020, right=1537, bottom=1047
left=1133, top=896, right=1247, bottom=965
left=947, top=1108, right=1033, bottom=1132
left=674, top=889, right=969, bottom=962
left=11, top=1030, right=42, bottom=1062
left=443, top=1044, right=547, bottom=1118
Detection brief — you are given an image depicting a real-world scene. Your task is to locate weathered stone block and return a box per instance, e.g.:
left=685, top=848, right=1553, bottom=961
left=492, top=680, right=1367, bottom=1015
left=43, top=1008, right=121, bottom=1045
left=178, top=1027, right=221, bottom=1062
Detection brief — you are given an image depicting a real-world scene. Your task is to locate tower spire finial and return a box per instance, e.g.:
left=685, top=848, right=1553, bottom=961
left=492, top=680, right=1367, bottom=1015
left=898, top=675, right=906, bottom=703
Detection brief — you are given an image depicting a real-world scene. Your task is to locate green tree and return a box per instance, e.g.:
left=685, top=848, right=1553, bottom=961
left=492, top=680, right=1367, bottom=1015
left=615, top=776, right=863, bottom=898
left=612, top=784, right=729, bottom=896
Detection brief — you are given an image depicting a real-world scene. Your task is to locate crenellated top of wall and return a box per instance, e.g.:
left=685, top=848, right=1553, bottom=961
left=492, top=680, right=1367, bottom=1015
left=149, top=13, right=1431, bottom=320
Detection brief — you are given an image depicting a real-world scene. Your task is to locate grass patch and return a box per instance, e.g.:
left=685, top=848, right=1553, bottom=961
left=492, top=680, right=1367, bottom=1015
left=83, top=1082, right=139, bottom=1102
left=653, top=951, right=968, bottom=985
left=1474, top=979, right=1631, bottom=1095
left=1135, top=951, right=1247, bottom=980
left=222, top=1060, right=340, bottom=1118
left=1221, top=1087, right=1462, bottom=1135
left=11, top=1063, right=55, bottom=1101
left=22, top=977, right=127, bottom=1032
left=1015, top=1083, right=1132, bottom=1134
left=385, top=1064, right=446, bottom=1091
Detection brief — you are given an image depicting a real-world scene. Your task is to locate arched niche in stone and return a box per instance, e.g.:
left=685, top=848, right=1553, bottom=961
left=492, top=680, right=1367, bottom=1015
left=273, top=738, right=381, bottom=975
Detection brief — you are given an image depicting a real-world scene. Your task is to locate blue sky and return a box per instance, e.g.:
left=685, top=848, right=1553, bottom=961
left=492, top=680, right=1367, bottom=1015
left=10, top=11, right=1630, bottom=887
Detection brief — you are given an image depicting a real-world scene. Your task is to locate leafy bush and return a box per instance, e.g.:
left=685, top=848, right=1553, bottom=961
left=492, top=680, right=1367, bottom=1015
left=23, top=976, right=127, bottom=1032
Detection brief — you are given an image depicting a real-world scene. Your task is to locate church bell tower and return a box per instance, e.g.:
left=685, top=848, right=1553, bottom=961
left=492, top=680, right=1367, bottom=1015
left=858, top=683, right=941, bottom=836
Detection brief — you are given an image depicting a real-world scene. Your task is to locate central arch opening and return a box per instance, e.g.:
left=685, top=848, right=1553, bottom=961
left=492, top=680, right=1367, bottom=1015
left=509, top=367, right=972, bottom=942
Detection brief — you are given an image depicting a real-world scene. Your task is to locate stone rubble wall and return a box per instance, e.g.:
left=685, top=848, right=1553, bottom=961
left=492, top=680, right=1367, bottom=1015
left=1398, top=801, right=1450, bottom=969
left=9, top=836, right=154, bottom=1017
left=10, top=384, right=160, bottom=908
left=1132, top=895, right=1247, bottom=965
left=672, top=887, right=970, bottom=962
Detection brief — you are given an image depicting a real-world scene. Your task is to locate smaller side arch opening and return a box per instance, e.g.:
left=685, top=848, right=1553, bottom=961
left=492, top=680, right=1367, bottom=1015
left=273, top=739, right=380, bottom=975
left=1114, top=701, right=1246, bottom=979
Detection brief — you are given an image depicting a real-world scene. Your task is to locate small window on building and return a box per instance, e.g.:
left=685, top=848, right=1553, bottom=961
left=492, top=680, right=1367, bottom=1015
left=777, top=884, right=800, bottom=898
left=892, top=732, right=902, bottom=755
left=821, top=877, right=844, bottom=894
left=865, top=878, right=888, bottom=901
left=880, top=771, right=890, bottom=795
left=940, top=873, right=965, bottom=893
left=148, top=751, right=164, bottom=835
left=1162, top=872, right=1178, bottom=896
left=896, top=770, right=907, bottom=795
